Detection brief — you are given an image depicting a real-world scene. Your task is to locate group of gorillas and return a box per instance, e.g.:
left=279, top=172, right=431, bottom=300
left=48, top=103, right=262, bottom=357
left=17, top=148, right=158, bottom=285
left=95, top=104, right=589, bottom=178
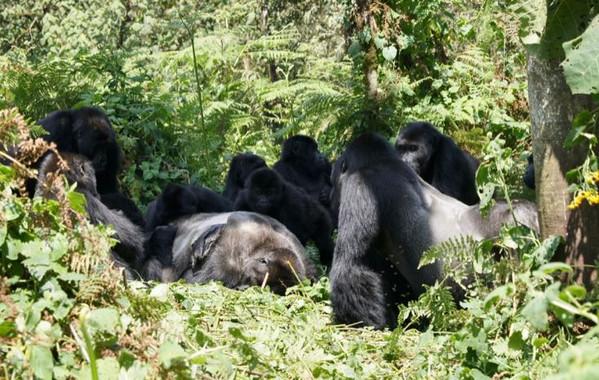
left=22, top=107, right=539, bottom=330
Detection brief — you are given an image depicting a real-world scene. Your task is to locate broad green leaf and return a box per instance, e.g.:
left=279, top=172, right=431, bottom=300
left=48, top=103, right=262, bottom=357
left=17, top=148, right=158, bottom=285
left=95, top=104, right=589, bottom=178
left=159, top=340, right=186, bottom=369
left=85, top=308, right=120, bottom=336
left=538, top=262, right=573, bottom=275
left=522, top=294, right=548, bottom=330
left=30, top=345, right=54, bottom=380
left=382, top=46, right=397, bottom=61
left=512, top=0, right=546, bottom=45
left=562, top=15, right=599, bottom=94
left=67, top=190, right=88, bottom=214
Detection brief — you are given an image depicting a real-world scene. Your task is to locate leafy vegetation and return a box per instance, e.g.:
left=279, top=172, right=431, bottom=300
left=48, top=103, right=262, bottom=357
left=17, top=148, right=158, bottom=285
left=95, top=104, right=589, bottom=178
left=1, top=1, right=599, bottom=379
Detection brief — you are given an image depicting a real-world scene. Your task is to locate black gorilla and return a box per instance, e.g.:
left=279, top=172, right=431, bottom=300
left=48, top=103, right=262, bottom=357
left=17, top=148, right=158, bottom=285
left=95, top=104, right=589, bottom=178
left=524, top=154, right=535, bottom=189
left=35, top=152, right=145, bottom=274
left=143, top=212, right=316, bottom=294
left=33, top=107, right=145, bottom=225
left=223, top=153, right=267, bottom=201
left=273, top=135, right=332, bottom=208
left=37, top=107, right=122, bottom=194
left=100, top=192, right=146, bottom=227
left=234, top=168, right=334, bottom=267
left=331, top=133, right=538, bottom=329
left=145, top=183, right=233, bottom=231
left=395, top=122, right=479, bottom=205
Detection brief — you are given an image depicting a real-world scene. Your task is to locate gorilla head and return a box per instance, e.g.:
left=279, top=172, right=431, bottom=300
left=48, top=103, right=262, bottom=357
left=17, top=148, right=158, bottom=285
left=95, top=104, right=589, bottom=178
left=394, top=121, right=479, bottom=205
left=280, top=135, right=328, bottom=174
left=157, top=212, right=316, bottom=295
left=223, top=153, right=267, bottom=201
left=37, top=107, right=123, bottom=194
left=35, top=152, right=98, bottom=198
left=244, top=168, right=284, bottom=214
left=394, top=122, right=437, bottom=174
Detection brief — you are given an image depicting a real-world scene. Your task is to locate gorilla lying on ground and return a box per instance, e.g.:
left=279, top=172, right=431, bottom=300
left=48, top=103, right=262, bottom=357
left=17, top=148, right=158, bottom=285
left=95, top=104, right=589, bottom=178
left=395, top=121, right=479, bottom=205
left=223, top=153, right=267, bottom=201
left=273, top=135, right=332, bottom=208
left=145, top=183, right=232, bottom=231
left=234, top=168, right=335, bottom=268
left=143, top=212, right=316, bottom=294
left=331, top=133, right=538, bottom=329
left=35, top=152, right=145, bottom=274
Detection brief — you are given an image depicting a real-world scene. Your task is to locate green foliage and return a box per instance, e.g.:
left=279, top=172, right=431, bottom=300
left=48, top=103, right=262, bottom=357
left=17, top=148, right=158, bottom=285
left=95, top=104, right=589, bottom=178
left=562, top=15, right=599, bottom=95
left=2, top=0, right=599, bottom=378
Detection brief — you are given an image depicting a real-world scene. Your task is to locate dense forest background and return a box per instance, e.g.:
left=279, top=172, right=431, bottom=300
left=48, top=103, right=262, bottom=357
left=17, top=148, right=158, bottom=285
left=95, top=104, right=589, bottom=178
left=1, top=1, right=598, bottom=379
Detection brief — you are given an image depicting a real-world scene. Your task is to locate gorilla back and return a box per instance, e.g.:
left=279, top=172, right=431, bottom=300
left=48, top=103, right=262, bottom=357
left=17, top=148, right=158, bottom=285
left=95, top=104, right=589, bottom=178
left=331, top=133, right=538, bottom=329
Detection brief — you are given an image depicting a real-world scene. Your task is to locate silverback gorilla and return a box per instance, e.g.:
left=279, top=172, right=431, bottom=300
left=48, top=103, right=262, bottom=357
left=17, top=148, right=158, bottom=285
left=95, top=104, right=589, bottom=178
left=143, top=212, right=316, bottom=294
left=330, top=133, right=538, bottom=329
left=395, top=121, right=479, bottom=205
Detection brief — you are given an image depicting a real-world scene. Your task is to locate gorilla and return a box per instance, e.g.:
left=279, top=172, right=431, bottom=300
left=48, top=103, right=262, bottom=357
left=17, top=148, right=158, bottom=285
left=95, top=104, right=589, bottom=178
left=234, top=168, right=334, bottom=267
left=100, top=192, right=146, bottom=227
left=145, top=183, right=233, bottom=231
left=273, top=135, right=332, bottom=208
left=28, top=107, right=144, bottom=225
left=223, top=153, right=267, bottom=201
left=524, top=154, right=535, bottom=190
left=36, top=107, right=122, bottom=194
left=330, top=133, right=538, bottom=329
left=35, top=152, right=145, bottom=274
left=395, top=121, right=479, bottom=205
left=143, top=212, right=316, bottom=294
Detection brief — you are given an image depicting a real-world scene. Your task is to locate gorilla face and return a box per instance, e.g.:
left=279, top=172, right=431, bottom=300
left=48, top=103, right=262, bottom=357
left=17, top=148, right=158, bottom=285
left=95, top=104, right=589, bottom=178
left=36, top=152, right=99, bottom=198
left=238, top=247, right=303, bottom=295
left=74, top=114, right=121, bottom=175
left=395, top=137, right=433, bottom=175
left=246, top=169, right=284, bottom=214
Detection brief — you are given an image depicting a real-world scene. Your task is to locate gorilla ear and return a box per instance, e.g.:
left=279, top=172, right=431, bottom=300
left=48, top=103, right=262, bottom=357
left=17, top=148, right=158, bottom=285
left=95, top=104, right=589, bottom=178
left=340, top=159, right=347, bottom=174
left=190, top=224, right=225, bottom=269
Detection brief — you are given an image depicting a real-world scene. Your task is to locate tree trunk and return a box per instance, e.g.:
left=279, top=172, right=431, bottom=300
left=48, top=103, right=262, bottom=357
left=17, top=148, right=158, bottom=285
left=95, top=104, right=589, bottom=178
left=527, top=52, right=599, bottom=286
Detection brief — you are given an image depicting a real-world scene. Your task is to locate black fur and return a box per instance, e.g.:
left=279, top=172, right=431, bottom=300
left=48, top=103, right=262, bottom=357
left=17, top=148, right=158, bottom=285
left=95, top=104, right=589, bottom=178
left=330, top=133, right=538, bottom=329
left=100, top=192, right=145, bottom=227
left=235, top=168, right=334, bottom=268
left=35, top=152, right=144, bottom=275
left=273, top=135, right=332, bottom=208
left=36, top=107, right=123, bottom=195
left=223, top=153, right=267, bottom=201
left=524, top=154, right=535, bottom=189
left=145, top=183, right=232, bottom=231
left=395, top=121, right=479, bottom=205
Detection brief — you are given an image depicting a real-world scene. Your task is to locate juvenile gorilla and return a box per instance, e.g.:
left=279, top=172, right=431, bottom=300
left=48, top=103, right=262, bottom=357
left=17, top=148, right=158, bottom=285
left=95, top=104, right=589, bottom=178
left=273, top=135, right=332, bottom=208
left=331, top=133, right=538, bottom=329
left=35, top=152, right=145, bottom=275
left=234, top=168, right=335, bottom=267
left=223, top=153, right=267, bottom=201
left=145, top=183, right=233, bottom=231
left=395, top=121, right=479, bottom=205
left=143, top=212, right=316, bottom=294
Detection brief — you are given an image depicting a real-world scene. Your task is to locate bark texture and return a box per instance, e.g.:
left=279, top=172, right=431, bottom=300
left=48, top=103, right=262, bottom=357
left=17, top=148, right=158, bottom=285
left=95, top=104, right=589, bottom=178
left=527, top=53, right=599, bottom=286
